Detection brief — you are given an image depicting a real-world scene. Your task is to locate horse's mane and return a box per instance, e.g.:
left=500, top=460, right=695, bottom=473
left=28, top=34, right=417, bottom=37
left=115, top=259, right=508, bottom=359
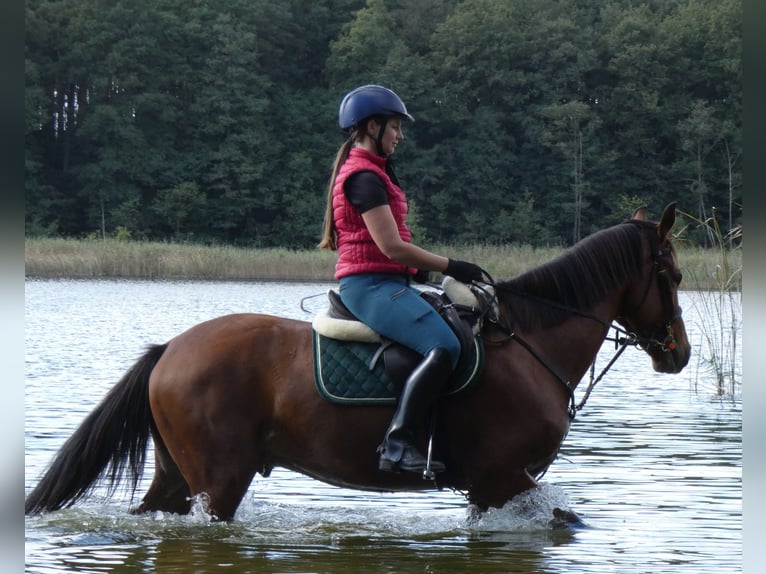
left=495, top=220, right=654, bottom=331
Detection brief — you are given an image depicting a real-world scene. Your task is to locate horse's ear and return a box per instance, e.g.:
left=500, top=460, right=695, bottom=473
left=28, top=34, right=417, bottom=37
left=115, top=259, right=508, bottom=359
left=631, top=205, right=648, bottom=221
left=658, top=202, right=677, bottom=240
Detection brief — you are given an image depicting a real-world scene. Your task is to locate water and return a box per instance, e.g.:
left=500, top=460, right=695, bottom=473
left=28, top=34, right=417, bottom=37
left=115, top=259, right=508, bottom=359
left=25, top=279, right=741, bottom=573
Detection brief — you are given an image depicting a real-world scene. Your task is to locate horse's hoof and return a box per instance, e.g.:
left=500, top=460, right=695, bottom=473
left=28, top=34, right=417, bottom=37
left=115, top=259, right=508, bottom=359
left=465, top=503, right=485, bottom=525
left=550, top=507, right=585, bottom=529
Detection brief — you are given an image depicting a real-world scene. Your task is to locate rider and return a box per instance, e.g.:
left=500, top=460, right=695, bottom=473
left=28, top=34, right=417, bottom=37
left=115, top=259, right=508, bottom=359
left=319, top=84, right=484, bottom=475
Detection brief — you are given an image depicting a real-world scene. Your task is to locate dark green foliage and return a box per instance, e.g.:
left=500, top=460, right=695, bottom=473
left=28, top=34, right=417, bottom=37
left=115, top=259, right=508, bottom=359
left=25, top=0, right=741, bottom=247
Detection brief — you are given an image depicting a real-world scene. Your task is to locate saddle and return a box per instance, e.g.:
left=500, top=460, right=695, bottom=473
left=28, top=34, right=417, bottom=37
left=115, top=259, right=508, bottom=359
left=311, top=278, right=494, bottom=405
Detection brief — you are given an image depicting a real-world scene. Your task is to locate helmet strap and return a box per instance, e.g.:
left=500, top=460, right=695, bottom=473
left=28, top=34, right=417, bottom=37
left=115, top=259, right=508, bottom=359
left=374, top=117, right=389, bottom=156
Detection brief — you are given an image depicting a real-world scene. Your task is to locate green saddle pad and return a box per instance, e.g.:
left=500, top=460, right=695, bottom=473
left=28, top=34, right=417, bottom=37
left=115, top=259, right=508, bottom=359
left=312, top=331, right=484, bottom=406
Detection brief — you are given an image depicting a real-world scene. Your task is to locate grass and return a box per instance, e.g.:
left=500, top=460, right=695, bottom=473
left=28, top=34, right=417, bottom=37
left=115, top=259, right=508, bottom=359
left=25, top=238, right=339, bottom=282
left=24, top=237, right=738, bottom=292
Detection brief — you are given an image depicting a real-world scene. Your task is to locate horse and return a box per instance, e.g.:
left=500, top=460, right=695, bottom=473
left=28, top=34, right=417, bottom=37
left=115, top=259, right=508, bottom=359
left=25, top=202, right=690, bottom=522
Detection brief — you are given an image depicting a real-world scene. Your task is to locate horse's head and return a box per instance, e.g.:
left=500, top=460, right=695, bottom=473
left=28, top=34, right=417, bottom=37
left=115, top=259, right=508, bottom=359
left=617, top=202, right=691, bottom=374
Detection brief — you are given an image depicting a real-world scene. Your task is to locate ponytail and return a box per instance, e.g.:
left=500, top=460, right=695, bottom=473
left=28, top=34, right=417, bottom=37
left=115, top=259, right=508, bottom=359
left=318, top=135, right=355, bottom=250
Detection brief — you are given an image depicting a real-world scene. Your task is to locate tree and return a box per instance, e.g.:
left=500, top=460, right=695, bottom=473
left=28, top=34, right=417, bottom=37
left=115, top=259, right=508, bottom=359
left=540, top=101, right=598, bottom=243
left=151, top=182, right=207, bottom=238
left=24, top=0, right=741, bottom=249
left=325, top=0, right=400, bottom=89
left=676, top=100, right=725, bottom=246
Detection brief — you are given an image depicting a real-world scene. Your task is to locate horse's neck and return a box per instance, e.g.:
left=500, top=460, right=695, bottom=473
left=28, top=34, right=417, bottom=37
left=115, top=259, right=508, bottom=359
left=519, top=300, right=618, bottom=390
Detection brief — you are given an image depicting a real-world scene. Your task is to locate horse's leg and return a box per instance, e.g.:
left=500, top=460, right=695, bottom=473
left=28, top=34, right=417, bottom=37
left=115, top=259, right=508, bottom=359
left=132, top=430, right=191, bottom=515
left=467, top=470, right=584, bottom=528
left=467, top=469, right=538, bottom=513
left=150, top=392, right=260, bottom=521
left=148, top=329, right=271, bottom=521
left=181, top=452, right=258, bottom=522
left=149, top=425, right=260, bottom=521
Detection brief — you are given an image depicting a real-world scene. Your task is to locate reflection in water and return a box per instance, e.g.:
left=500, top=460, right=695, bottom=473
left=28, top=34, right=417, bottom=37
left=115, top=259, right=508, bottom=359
left=25, top=280, right=741, bottom=573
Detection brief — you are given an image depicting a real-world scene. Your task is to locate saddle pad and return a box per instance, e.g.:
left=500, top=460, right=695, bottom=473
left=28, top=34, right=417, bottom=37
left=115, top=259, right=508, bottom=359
left=312, top=331, right=484, bottom=406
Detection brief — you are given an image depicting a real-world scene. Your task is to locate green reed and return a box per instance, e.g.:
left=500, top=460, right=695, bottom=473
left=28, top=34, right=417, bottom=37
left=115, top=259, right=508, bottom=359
left=675, top=209, right=742, bottom=396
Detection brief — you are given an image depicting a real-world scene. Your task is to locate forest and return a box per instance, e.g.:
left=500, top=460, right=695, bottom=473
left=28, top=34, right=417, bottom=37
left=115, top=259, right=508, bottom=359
left=25, top=0, right=742, bottom=248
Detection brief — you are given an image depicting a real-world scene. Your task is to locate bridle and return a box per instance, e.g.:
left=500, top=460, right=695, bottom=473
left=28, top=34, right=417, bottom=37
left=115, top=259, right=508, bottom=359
left=618, top=234, right=683, bottom=355
left=464, top=225, right=683, bottom=419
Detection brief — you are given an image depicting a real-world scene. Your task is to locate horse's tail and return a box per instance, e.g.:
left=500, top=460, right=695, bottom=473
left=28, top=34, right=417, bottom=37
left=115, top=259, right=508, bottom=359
left=25, top=343, right=168, bottom=515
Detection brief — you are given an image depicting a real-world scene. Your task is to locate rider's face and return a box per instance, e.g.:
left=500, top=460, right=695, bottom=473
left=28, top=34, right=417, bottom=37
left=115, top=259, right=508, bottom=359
left=368, top=117, right=404, bottom=155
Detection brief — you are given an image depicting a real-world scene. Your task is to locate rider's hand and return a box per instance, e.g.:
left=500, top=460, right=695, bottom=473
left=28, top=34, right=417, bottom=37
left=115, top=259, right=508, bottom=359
left=444, top=259, right=484, bottom=284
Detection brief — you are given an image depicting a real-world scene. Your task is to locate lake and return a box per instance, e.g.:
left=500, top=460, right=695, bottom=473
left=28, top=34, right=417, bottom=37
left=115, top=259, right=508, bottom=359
left=25, top=278, right=741, bottom=573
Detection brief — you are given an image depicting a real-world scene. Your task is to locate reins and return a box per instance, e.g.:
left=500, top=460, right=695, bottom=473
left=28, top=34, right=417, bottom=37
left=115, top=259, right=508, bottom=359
left=468, top=268, right=636, bottom=419
left=478, top=284, right=634, bottom=420
left=576, top=328, right=637, bottom=412
left=469, top=230, right=679, bottom=418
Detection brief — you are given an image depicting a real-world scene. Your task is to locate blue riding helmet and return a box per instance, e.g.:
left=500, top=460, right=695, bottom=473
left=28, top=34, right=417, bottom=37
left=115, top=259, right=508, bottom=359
left=338, top=85, right=414, bottom=130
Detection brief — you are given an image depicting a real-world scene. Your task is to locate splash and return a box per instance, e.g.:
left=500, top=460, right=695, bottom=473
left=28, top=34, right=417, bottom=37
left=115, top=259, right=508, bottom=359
left=231, top=481, right=579, bottom=541
left=187, top=492, right=217, bottom=525
left=467, top=483, right=578, bottom=531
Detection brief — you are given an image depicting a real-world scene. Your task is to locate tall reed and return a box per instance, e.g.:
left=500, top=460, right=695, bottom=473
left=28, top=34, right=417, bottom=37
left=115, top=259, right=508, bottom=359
left=676, top=209, right=742, bottom=396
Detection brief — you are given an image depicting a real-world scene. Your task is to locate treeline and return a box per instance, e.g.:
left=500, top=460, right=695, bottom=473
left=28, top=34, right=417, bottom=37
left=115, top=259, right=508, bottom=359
left=25, top=0, right=742, bottom=248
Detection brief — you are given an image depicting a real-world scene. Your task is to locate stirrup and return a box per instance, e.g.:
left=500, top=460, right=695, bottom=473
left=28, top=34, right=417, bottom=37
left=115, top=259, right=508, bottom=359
left=423, top=431, right=438, bottom=480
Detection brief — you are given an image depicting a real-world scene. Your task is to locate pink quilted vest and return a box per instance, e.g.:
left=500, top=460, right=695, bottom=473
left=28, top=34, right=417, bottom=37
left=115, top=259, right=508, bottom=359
left=333, top=148, right=416, bottom=279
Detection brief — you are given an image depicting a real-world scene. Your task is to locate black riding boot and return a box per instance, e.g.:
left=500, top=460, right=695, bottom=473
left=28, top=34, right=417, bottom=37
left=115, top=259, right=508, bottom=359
left=378, top=347, right=452, bottom=474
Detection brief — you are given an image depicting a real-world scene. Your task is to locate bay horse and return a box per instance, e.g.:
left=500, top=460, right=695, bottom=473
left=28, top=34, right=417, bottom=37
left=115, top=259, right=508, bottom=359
left=25, top=203, right=690, bottom=521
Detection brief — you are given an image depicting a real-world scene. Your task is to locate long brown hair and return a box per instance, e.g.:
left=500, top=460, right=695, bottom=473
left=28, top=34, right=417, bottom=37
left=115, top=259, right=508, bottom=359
left=318, top=133, right=357, bottom=250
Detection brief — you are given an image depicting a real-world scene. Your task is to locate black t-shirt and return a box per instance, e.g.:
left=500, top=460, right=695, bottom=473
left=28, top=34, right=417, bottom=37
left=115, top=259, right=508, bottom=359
left=344, top=170, right=389, bottom=213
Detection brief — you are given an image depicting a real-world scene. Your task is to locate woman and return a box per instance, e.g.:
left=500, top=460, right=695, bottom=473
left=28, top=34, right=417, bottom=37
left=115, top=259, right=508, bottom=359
left=319, top=84, right=484, bottom=475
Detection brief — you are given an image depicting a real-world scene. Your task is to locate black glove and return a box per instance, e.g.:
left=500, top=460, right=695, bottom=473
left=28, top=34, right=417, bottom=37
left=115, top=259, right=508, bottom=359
left=444, top=259, right=484, bottom=284
left=412, top=268, right=431, bottom=283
